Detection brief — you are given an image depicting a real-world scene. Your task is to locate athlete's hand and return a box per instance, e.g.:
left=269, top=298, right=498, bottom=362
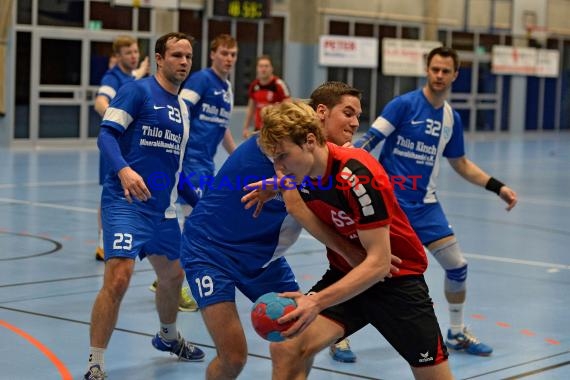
left=133, top=56, right=150, bottom=80
left=276, top=292, right=320, bottom=339
left=117, top=166, right=151, bottom=203
left=499, top=185, right=518, bottom=211
left=241, top=178, right=279, bottom=217
left=388, top=254, right=402, bottom=277
left=242, top=128, right=251, bottom=139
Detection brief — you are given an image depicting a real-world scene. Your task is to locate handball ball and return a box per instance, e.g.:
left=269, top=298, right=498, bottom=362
left=251, top=292, right=297, bottom=342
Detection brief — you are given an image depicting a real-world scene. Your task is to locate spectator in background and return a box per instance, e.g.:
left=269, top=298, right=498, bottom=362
left=242, top=54, right=291, bottom=139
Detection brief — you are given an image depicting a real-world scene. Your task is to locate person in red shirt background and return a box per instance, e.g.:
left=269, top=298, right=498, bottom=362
left=242, top=55, right=291, bottom=139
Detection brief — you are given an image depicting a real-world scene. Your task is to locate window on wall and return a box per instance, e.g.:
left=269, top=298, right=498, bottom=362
left=38, top=0, right=83, bottom=27
left=452, top=31, right=475, bottom=51
left=90, top=2, right=133, bottom=30
left=138, top=7, right=151, bottom=31
left=327, top=21, right=350, bottom=83
left=376, top=25, right=397, bottom=115
left=15, top=32, right=31, bottom=139
left=17, top=0, right=32, bottom=25
left=264, top=17, right=286, bottom=80
left=178, top=10, right=204, bottom=76
left=236, top=22, right=259, bottom=106
left=197, top=17, right=285, bottom=106
left=354, top=23, right=374, bottom=124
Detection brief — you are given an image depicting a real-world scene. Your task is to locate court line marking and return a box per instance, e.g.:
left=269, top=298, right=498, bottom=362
left=463, top=352, right=570, bottom=379
left=0, top=197, right=97, bottom=214
left=0, top=319, right=73, bottom=380
left=502, top=361, right=570, bottom=379
left=0, top=180, right=98, bottom=189
left=0, top=231, right=62, bottom=261
left=463, top=252, right=570, bottom=270
left=439, top=190, right=570, bottom=208
left=299, top=234, right=570, bottom=270
left=1, top=182, right=569, bottom=208
left=0, top=306, right=380, bottom=380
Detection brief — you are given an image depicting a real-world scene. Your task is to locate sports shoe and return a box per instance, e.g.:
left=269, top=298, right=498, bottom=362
left=84, top=364, right=106, bottom=380
left=95, top=247, right=104, bottom=261
left=446, top=327, right=493, bottom=356
left=179, top=286, right=199, bottom=312
left=152, top=332, right=205, bottom=361
left=329, top=338, right=357, bottom=363
left=148, top=281, right=199, bottom=312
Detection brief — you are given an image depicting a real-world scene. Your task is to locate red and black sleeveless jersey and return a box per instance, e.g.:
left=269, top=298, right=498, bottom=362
left=299, top=143, right=427, bottom=276
left=248, top=76, right=290, bottom=130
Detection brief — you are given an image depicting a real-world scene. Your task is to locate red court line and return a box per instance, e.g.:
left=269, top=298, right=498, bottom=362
left=0, top=319, right=73, bottom=380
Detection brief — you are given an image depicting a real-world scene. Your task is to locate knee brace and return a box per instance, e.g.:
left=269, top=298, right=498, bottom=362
left=430, top=238, right=468, bottom=293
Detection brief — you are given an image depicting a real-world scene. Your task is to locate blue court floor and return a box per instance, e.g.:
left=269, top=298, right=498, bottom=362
left=0, top=131, right=569, bottom=379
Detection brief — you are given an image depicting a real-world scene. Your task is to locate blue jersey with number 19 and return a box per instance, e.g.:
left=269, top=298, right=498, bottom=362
left=181, top=136, right=302, bottom=275
left=371, top=89, right=465, bottom=203
left=100, top=76, right=190, bottom=218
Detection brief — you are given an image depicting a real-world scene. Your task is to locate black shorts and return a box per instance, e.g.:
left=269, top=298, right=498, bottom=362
left=310, top=267, right=448, bottom=367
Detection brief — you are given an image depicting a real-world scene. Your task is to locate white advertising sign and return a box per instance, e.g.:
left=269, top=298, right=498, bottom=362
left=382, top=38, right=442, bottom=76
left=318, top=35, right=378, bottom=68
left=492, top=46, right=537, bottom=75
left=492, top=46, right=559, bottom=77
left=535, top=49, right=560, bottom=78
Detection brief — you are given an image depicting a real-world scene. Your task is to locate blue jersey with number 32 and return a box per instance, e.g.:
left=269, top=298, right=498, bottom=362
left=371, top=89, right=465, bottom=203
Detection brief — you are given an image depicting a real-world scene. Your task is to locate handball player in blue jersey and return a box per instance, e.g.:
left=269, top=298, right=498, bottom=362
left=93, top=35, right=149, bottom=261
left=84, top=32, right=204, bottom=380
left=354, top=46, right=518, bottom=356
left=179, top=34, right=238, bottom=200
left=148, top=34, right=240, bottom=311
left=180, top=82, right=396, bottom=379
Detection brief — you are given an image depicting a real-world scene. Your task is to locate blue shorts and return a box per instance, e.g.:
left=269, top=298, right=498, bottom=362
left=102, top=202, right=181, bottom=261
left=182, top=245, right=299, bottom=309
left=399, top=201, right=454, bottom=245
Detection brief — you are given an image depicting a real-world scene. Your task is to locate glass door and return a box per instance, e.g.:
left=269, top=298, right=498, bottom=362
left=30, top=29, right=115, bottom=144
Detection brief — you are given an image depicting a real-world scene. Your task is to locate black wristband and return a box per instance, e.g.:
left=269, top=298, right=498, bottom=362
left=485, top=177, right=505, bottom=195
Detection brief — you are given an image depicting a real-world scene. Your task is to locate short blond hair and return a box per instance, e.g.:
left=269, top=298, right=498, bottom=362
left=259, top=100, right=325, bottom=156
left=112, top=36, right=137, bottom=54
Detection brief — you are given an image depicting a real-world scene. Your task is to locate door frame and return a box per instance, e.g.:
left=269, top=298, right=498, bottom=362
left=28, top=28, right=124, bottom=147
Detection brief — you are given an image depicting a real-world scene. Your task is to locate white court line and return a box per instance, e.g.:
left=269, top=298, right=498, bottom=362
left=463, top=252, right=570, bottom=270
left=0, top=180, right=98, bottom=189
left=438, top=190, right=570, bottom=208
left=0, top=197, right=97, bottom=214
left=2, top=194, right=569, bottom=271
left=299, top=234, right=570, bottom=270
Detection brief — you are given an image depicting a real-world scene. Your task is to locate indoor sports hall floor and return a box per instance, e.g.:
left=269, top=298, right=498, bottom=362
left=1, top=131, right=569, bottom=380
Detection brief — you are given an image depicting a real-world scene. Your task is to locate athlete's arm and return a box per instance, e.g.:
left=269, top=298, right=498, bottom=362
left=97, top=126, right=127, bottom=172
left=94, top=95, right=110, bottom=118
left=353, top=117, right=389, bottom=152
left=448, top=156, right=517, bottom=210
left=222, top=128, right=237, bottom=154
left=242, top=98, right=255, bottom=139
left=98, top=126, right=150, bottom=203
left=279, top=225, right=392, bottom=339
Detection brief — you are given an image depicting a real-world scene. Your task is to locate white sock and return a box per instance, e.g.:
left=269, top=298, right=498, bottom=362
left=160, top=322, right=178, bottom=341
left=97, top=230, right=104, bottom=249
left=449, top=303, right=465, bottom=334
left=88, top=347, right=105, bottom=371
